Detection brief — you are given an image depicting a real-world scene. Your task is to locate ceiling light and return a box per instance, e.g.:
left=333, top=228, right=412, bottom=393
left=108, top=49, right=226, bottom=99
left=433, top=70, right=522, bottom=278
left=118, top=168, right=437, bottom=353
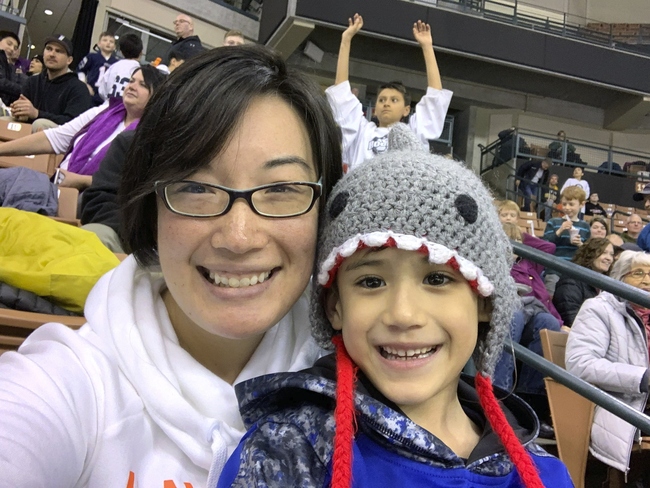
left=44, top=9, right=53, bottom=15
left=114, top=35, right=119, bottom=39
left=30, top=44, right=35, bottom=49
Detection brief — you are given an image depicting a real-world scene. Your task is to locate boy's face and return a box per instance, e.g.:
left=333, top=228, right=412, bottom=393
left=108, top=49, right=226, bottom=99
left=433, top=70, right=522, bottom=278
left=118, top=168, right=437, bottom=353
left=375, top=88, right=410, bottom=127
left=549, top=175, right=558, bottom=186
left=327, top=247, right=489, bottom=426
left=98, top=35, right=116, bottom=53
left=561, top=197, right=581, bottom=219
left=0, top=36, right=18, bottom=60
left=573, top=167, right=583, bottom=179
left=498, top=209, right=518, bottom=225
left=589, top=193, right=598, bottom=204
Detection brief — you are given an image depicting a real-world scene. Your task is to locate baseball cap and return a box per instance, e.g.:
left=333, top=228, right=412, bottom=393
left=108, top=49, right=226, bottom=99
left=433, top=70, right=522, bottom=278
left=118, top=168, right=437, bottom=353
left=633, top=182, right=650, bottom=201
left=43, top=34, right=73, bottom=56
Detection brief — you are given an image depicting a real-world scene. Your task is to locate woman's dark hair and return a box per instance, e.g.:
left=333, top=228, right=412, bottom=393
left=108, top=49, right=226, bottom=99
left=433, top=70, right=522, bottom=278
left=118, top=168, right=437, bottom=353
left=120, top=45, right=343, bottom=266
left=572, top=237, right=613, bottom=271
left=589, top=216, right=609, bottom=235
left=133, top=64, right=167, bottom=94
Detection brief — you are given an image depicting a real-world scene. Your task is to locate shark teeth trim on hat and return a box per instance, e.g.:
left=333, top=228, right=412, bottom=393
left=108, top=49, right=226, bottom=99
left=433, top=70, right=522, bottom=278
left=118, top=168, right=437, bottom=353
left=317, top=231, right=494, bottom=297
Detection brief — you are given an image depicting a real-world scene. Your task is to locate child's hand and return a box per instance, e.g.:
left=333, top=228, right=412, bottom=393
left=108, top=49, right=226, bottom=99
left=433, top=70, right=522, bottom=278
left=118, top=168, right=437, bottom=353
left=559, top=220, right=573, bottom=232
left=342, top=14, right=363, bottom=42
left=413, top=20, right=433, bottom=47
left=570, top=233, right=583, bottom=246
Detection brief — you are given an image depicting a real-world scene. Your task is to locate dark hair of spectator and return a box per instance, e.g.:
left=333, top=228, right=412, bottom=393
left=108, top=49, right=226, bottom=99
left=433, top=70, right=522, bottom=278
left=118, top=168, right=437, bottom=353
left=120, top=45, right=343, bottom=267
left=133, top=64, right=167, bottom=93
left=377, top=81, right=412, bottom=107
left=99, top=31, right=114, bottom=40
left=572, top=237, right=612, bottom=271
left=0, top=31, right=20, bottom=47
left=589, top=216, right=610, bottom=235
left=168, top=44, right=203, bottom=63
left=224, top=29, right=244, bottom=40
left=118, top=34, right=143, bottom=59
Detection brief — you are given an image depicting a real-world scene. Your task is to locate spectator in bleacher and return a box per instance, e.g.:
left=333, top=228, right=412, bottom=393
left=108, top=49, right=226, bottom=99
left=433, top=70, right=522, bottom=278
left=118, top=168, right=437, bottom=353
left=0, top=66, right=165, bottom=191
left=493, top=127, right=529, bottom=167
left=542, top=173, right=559, bottom=221
left=589, top=216, right=609, bottom=239
left=97, top=34, right=142, bottom=101
left=621, top=213, right=645, bottom=244
left=543, top=186, right=590, bottom=295
left=632, top=181, right=650, bottom=211
left=515, top=157, right=551, bottom=212
left=560, top=166, right=590, bottom=215
left=27, top=54, right=44, bottom=76
left=326, top=13, right=451, bottom=172
left=164, top=13, right=203, bottom=65
left=0, top=45, right=343, bottom=486
left=565, top=250, right=650, bottom=484
left=167, top=42, right=205, bottom=73
left=548, top=130, right=576, bottom=161
left=0, top=31, right=22, bottom=107
left=10, top=35, right=91, bottom=132
left=553, top=238, right=613, bottom=327
left=585, top=192, right=606, bottom=217
left=77, top=31, right=118, bottom=106
left=223, top=29, right=245, bottom=46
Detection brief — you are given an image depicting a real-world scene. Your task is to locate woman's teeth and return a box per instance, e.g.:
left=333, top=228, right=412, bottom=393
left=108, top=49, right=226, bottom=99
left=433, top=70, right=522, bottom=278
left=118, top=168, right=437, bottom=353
left=208, top=271, right=271, bottom=288
left=380, top=346, right=438, bottom=360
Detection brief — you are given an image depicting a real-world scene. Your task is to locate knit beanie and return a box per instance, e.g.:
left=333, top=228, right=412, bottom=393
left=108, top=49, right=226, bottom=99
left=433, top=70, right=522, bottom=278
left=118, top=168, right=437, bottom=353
left=311, top=124, right=544, bottom=488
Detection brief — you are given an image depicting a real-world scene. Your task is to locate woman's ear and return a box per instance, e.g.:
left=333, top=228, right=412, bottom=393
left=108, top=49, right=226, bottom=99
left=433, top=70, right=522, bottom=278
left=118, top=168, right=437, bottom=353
left=477, top=297, right=493, bottom=323
left=325, top=287, right=343, bottom=331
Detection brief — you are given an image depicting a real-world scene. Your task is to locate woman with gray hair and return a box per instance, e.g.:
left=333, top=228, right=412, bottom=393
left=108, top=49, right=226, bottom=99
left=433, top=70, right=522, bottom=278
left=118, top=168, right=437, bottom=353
left=565, top=250, right=650, bottom=482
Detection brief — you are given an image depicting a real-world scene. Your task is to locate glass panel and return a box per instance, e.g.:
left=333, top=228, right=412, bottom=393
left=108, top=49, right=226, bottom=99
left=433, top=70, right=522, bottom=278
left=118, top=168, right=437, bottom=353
left=106, top=14, right=173, bottom=64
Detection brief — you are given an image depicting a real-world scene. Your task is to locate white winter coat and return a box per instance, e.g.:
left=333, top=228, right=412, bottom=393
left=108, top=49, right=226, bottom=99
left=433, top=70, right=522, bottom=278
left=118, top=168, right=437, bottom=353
left=565, top=291, right=649, bottom=473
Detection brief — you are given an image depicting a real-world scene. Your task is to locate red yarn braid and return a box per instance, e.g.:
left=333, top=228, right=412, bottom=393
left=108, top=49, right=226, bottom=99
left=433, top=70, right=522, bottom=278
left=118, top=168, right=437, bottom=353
left=475, top=373, right=545, bottom=488
left=331, top=335, right=358, bottom=488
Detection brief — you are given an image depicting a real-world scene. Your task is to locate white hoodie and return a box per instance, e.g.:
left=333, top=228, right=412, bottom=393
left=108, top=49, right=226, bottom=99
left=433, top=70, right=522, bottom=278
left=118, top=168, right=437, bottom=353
left=0, top=256, right=323, bottom=488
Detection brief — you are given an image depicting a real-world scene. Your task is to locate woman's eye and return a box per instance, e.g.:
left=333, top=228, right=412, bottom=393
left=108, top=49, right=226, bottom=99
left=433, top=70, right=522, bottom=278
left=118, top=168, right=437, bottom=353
left=357, top=277, right=385, bottom=289
left=176, top=182, right=209, bottom=194
left=425, top=273, right=451, bottom=286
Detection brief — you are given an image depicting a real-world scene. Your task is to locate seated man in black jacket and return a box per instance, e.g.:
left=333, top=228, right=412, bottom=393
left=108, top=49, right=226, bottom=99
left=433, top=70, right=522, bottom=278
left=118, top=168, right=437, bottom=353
left=515, top=157, right=551, bottom=212
left=9, top=35, right=91, bottom=132
left=80, top=130, right=133, bottom=253
left=0, top=31, right=22, bottom=108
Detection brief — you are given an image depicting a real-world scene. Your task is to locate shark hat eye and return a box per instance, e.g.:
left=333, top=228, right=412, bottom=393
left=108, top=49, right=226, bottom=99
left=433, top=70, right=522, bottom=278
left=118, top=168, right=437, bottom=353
left=329, top=191, right=349, bottom=220
left=455, top=194, right=478, bottom=224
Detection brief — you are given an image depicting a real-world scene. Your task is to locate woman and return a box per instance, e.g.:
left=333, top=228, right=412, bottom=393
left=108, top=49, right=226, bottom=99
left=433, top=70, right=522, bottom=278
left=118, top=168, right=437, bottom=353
left=0, top=65, right=165, bottom=191
left=553, top=237, right=614, bottom=327
left=27, top=54, right=43, bottom=76
left=589, top=216, right=609, bottom=239
left=0, top=46, right=343, bottom=486
left=566, top=250, right=650, bottom=482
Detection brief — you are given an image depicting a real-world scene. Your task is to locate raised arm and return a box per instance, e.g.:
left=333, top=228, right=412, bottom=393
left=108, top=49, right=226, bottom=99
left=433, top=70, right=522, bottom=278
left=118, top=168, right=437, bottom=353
left=413, top=20, right=442, bottom=90
left=334, top=14, right=363, bottom=86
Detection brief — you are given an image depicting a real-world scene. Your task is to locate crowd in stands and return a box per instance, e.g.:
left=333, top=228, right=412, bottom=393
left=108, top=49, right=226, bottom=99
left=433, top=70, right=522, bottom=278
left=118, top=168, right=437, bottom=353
left=0, top=8, right=649, bottom=488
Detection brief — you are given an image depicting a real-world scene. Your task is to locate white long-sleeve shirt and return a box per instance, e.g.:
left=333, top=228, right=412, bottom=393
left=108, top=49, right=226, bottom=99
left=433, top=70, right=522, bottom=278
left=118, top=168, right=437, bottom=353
left=325, top=80, right=452, bottom=171
left=0, top=256, right=323, bottom=488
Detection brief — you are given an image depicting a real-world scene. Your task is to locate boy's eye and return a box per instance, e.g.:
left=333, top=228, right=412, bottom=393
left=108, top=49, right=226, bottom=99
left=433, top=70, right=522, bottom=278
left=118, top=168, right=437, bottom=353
left=425, top=272, right=451, bottom=286
left=356, top=276, right=385, bottom=289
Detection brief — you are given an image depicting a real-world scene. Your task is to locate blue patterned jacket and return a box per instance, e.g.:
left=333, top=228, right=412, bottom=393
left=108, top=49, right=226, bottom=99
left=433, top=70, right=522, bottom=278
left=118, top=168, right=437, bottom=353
left=218, top=355, right=573, bottom=487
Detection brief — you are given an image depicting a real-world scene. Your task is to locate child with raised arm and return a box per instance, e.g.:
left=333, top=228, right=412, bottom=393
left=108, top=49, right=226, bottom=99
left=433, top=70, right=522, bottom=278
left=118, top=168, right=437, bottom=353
left=326, top=14, right=452, bottom=172
left=218, top=126, right=571, bottom=488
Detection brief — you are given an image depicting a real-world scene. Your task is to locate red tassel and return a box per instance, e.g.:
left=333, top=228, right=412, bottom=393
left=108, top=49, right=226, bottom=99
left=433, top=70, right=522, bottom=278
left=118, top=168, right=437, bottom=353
left=475, top=373, right=545, bottom=488
left=331, top=335, right=358, bottom=488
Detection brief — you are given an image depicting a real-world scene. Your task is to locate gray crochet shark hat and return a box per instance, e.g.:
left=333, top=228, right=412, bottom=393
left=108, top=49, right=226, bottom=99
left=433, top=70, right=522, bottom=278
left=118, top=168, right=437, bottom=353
left=310, top=124, right=519, bottom=378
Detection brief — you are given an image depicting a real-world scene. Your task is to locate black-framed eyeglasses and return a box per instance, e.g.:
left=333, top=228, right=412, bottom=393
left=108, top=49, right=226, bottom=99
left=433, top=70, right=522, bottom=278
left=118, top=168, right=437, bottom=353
left=154, top=180, right=322, bottom=218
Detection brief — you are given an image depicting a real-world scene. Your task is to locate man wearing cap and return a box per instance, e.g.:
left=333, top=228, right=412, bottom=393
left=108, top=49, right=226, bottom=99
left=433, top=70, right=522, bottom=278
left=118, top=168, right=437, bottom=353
left=10, top=34, right=91, bottom=132
left=633, top=182, right=650, bottom=211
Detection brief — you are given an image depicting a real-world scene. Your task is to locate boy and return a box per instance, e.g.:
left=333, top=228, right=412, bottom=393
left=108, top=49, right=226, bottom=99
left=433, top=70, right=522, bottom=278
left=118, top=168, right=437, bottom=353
left=0, top=30, right=21, bottom=106
left=585, top=192, right=606, bottom=217
left=560, top=166, right=590, bottom=215
left=76, top=31, right=117, bottom=105
left=542, top=186, right=590, bottom=295
left=543, top=173, right=559, bottom=221
left=325, top=14, right=452, bottom=172
left=218, top=126, right=571, bottom=487
left=97, top=34, right=142, bottom=101
left=223, top=29, right=245, bottom=46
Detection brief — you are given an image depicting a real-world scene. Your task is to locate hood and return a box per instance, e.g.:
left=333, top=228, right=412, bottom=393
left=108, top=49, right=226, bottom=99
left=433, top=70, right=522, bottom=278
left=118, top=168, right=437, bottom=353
left=235, top=354, right=540, bottom=466
left=45, top=70, right=77, bottom=84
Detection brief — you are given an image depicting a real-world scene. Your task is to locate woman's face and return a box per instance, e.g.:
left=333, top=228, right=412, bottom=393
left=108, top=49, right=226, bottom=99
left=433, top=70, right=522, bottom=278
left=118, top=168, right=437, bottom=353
left=592, top=244, right=614, bottom=273
left=157, top=96, right=319, bottom=341
left=590, top=221, right=607, bottom=239
left=122, top=70, right=152, bottom=117
left=623, top=264, right=650, bottom=293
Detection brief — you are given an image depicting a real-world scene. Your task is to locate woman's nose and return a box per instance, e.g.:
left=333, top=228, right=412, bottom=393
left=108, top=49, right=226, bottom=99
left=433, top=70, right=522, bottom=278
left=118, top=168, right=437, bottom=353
left=211, top=199, right=268, bottom=254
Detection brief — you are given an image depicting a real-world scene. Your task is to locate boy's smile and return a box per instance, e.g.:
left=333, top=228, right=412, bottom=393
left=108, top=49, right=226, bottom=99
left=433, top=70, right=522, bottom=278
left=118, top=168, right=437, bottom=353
left=561, top=197, right=581, bottom=219
left=327, top=247, right=490, bottom=429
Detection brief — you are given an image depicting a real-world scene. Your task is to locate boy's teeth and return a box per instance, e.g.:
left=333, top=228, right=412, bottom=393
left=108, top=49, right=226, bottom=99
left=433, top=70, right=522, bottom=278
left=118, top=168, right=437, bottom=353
left=209, top=271, right=271, bottom=288
left=381, top=346, right=436, bottom=359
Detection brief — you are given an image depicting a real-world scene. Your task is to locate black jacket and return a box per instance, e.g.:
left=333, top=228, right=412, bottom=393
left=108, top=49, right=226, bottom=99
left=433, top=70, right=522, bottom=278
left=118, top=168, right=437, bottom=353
left=552, top=277, right=598, bottom=326
left=0, top=50, right=21, bottom=106
left=22, top=71, right=91, bottom=125
left=80, top=130, right=133, bottom=234
left=0, top=281, right=80, bottom=316
left=516, top=159, right=549, bottom=186
left=164, top=35, right=204, bottom=64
